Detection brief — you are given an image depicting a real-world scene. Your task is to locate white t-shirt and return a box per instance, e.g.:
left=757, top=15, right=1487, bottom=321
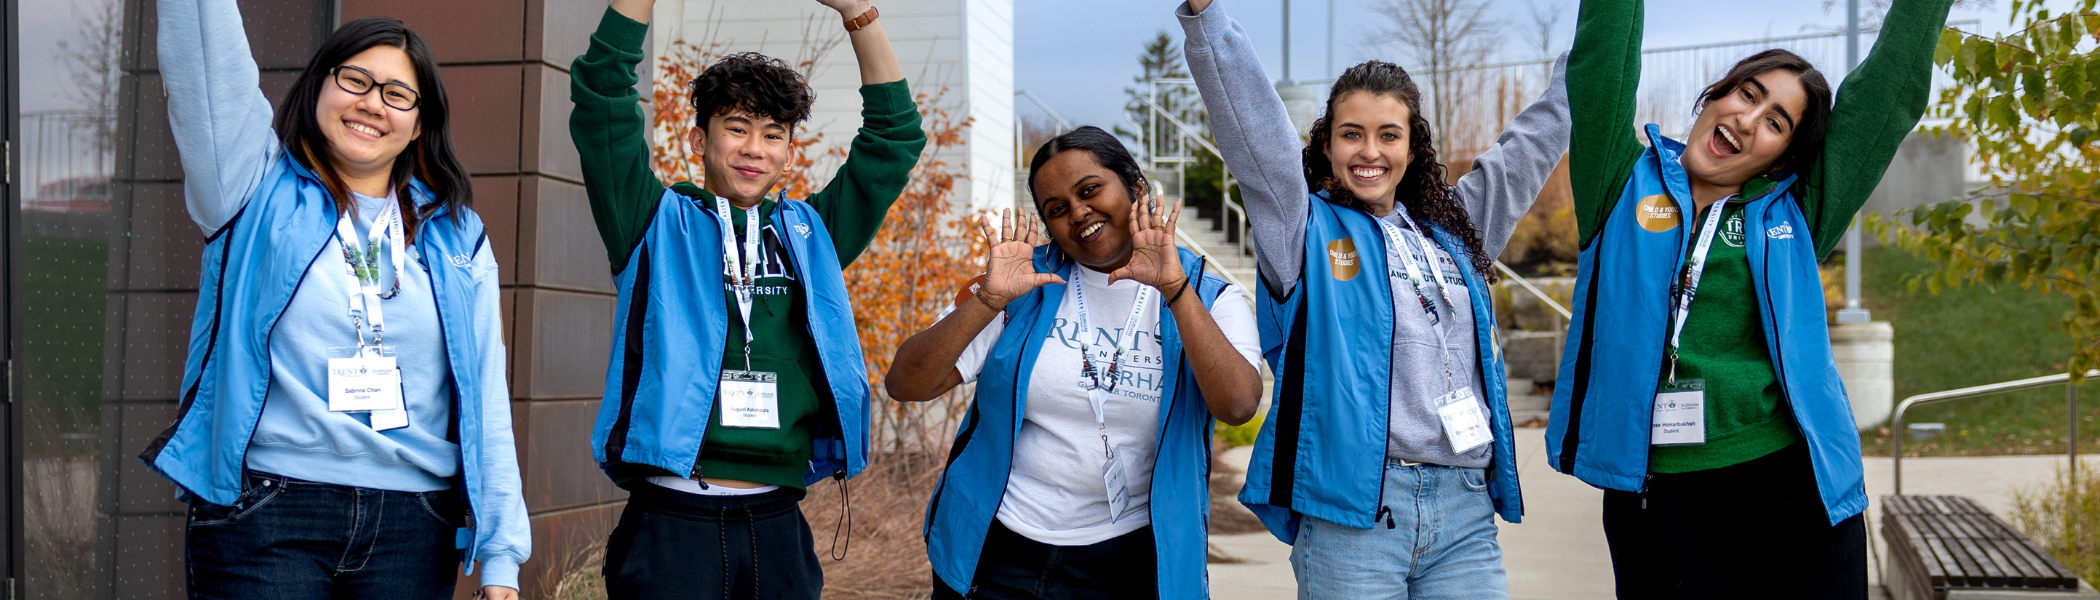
left=948, top=267, right=1262, bottom=546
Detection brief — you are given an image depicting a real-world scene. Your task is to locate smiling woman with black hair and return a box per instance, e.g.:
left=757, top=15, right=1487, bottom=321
left=889, top=126, right=1263, bottom=600
left=139, top=1, right=530, bottom=599
left=1543, top=0, right=1955, bottom=596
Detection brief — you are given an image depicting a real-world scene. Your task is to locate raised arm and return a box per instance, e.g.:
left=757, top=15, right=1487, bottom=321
left=887, top=210, right=1062, bottom=402
left=570, top=1, right=667, bottom=273
left=1179, top=0, right=1311, bottom=298
left=1801, top=0, right=1956, bottom=258
left=804, top=1, right=927, bottom=268
left=1567, top=0, right=1647, bottom=248
left=1452, top=54, right=1571, bottom=261
left=159, top=0, right=279, bottom=234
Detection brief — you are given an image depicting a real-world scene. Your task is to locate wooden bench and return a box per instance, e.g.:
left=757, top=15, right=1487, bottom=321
left=1882, top=495, right=2085, bottom=600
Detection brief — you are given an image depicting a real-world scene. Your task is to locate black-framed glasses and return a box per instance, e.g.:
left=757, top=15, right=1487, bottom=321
left=332, top=65, right=421, bottom=111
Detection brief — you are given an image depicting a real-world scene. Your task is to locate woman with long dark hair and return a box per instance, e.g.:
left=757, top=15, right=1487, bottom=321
left=889, top=126, right=1262, bottom=599
left=140, top=1, right=529, bottom=598
left=1545, top=0, right=1953, bottom=596
left=1179, top=0, right=1571, bottom=595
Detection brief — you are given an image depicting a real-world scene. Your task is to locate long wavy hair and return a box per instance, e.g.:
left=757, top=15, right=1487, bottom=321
left=1303, top=60, right=1496, bottom=284
left=274, top=17, right=472, bottom=242
left=1695, top=49, right=1833, bottom=178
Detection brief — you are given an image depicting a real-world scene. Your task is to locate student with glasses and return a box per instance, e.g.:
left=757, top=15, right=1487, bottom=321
left=888, top=126, right=1264, bottom=600
left=140, top=1, right=530, bottom=599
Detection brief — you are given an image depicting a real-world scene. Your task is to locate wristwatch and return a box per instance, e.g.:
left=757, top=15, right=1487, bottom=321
left=845, top=5, right=879, bottom=31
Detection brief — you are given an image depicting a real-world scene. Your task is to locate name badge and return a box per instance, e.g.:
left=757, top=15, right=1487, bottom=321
left=328, top=354, right=404, bottom=414
left=1435, top=387, right=1493, bottom=454
left=1102, top=449, right=1131, bottom=524
left=719, top=370, right=781, bottom=429
left=1652, top=379, right=1707, bottom=446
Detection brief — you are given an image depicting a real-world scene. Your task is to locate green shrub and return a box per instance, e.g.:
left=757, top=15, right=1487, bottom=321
left=1216, top=411, right=1266, bottom=449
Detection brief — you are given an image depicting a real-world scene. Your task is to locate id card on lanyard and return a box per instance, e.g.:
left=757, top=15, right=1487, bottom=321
left=326, top=198, right=410, bottom=431
left=1377, top=210, right=1490, bottom=454
left=716, top=196, right=780, bottom=429
left=1652, top=196, right=1733, bottom=447
left=1070, top=265, right=1151, bottom=523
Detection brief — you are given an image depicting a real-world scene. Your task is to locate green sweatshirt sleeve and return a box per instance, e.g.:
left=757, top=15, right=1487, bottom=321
left=806, top=81, right=927, bottom=268
left=1800, top=0, right=1955, bottom=258
left=569, top=8, right=663, bottom=273
left=1569, top=0, right=1649, bottom=248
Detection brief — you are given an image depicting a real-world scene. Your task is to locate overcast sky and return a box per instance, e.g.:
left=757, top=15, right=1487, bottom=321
left=1013, top=0, right=2060, bottom=133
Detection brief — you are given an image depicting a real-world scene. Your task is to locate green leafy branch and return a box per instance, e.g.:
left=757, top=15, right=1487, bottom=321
left=1868, top=0, right=2100, bottom=381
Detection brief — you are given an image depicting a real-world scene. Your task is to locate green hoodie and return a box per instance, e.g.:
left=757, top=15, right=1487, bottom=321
left=1567, top=0, right=1953, bottom=472
left=569, top=8, right=926, bottom=489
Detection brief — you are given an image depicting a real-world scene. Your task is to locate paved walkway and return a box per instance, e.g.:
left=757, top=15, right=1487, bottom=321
left=1207, top=428, right=2085, bottom=600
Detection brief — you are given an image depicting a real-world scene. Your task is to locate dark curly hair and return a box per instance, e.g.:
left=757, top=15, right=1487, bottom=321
left=690, top=52, right=814, bottom=131
left=1695, top=49, right=1832, bottom=178
left=1304, top=60, right=1496, bottom=283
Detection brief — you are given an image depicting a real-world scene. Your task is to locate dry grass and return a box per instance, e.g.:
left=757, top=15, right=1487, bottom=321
left=799, top=452, right=947, bottom=600
left=2010, top=460, right=2100, bottom=583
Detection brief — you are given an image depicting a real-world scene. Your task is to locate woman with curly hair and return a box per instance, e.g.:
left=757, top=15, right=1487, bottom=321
left=1179, top=0, right=1571, bottom=595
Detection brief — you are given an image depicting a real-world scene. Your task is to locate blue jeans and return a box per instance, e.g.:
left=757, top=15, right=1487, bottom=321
left=1289, top=462, right=1509, bottom=600
left=184, top=472, right=461, bottom=600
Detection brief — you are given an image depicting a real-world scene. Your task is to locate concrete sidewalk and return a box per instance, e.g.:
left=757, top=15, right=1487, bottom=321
left=1207, top=427, right=2083, bottom=600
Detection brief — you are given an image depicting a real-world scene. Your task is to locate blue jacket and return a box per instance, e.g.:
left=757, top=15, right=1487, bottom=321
left=1546, top=125, right=1866, bottom=525
left=923, top=246, right=1229, bottom=600
left=590, top=189, right=871, bottom=485
left=1239, top=194, right=1524, bottom=544
left=139, top=154, right=532, bottom=581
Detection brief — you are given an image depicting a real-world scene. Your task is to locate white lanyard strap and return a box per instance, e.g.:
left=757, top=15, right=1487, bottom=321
left=1069, top=265, right=1152, bottom=458
left=336, top=198, right=404, bottom=349
left=1377, top=208, right=1456, bottom=309
left=715, top=196, right=765, bottom=368
left=1667, top=196, right=1734, bottom=380
left=1377, top=210, right=1460, bottom=387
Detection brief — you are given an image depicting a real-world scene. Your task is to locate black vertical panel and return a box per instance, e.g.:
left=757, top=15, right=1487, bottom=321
left=3, top=0, right=20, bottom=593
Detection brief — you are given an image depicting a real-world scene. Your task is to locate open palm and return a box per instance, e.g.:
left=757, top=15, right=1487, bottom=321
left=977, top=209, right=1063, bottom=308
left=1109, top=197, right=1185, bottom=291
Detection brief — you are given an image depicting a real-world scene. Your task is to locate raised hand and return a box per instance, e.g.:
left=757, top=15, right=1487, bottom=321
left=1109, top=195, right=1187, bottom=292
left=977, top=209, right=1065, bottom=310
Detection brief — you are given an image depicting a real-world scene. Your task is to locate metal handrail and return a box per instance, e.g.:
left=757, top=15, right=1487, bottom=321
left=1173, top=227, right=1251, bottom=297
left=1014, top=90, right=1074, bottom=132
left=1891, top=370, right=2097, bottom=495
left=1132, top=94, right=1254, bottom=260
left=1493, top=261, right=1571, bottom=321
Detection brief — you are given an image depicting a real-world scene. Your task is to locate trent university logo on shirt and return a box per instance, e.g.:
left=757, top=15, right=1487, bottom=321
left=1328, top=237, right=1360, bottom=281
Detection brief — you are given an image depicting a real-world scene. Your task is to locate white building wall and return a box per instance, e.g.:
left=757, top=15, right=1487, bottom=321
left=650, top=0, right=1012, bottom=212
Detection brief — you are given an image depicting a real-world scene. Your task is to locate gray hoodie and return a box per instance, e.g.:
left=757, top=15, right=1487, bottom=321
left=1179, top=0, right=1570, bottom=467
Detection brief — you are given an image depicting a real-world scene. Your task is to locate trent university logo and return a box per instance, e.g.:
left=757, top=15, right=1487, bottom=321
left=1328, top=237, right=1360, bottom=281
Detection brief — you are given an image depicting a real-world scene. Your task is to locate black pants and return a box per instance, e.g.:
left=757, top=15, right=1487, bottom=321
left=932, top=521, right=1158, bottom=600
left=184, top=472, right=461, bottom=600
left=1603, top=442, right=1867, bottom=599
left=602, top=484, right=822, bottom=600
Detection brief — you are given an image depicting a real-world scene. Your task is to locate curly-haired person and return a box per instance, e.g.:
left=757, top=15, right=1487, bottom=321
left=1180, top=0, right=1573, bottom=595
left=568, top=0, right=925, bottom=598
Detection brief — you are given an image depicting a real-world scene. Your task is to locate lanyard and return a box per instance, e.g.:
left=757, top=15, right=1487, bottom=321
left=335, top=197, right=404, bottom=350
left=1376, top=208, right=1459, bottom=388
left=715, top=196, right=765, bottom=370
left=1666, top=196, right=1734, bottom=383
left=1069, top=266, right=1152, bottom=460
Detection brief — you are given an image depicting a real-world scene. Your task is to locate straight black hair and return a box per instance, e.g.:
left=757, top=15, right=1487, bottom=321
left=274, top=17, right=472, bottom=240
left=1695, top=49, right=1833, bottom=178
left=1026, top=126, right=1146, bottom=210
